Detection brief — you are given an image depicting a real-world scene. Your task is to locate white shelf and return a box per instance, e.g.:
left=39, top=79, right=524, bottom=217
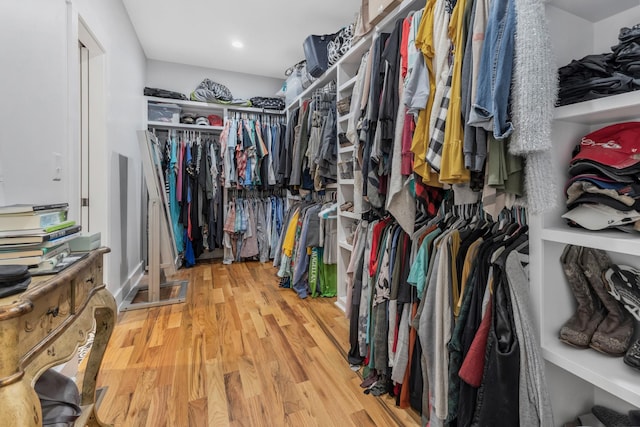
left=339, top=179, right=355, bottom=185
left=146, top=96, right=285, bottom=116
left=339, top=211, right=360, bottom=220
left=543, top=339, right=640, bottom=407
left=147, top=121, right=224, bottom=132
left=541, top=225, right=640, bottom=256
left=325, top=183, right=338, bottom=190
left=339, top=144, right=355, bottom=154
left=339, top=76, right=357, bottom=92
left=338, top=241, right=353, bottom=251
left=554, top=91, right=640, bottom=124
left=338, top=112, right=354, bottom=124
left=147, top=96, right=224, bottom=111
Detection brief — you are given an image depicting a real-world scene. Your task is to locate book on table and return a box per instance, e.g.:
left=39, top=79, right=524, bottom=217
left=0, top=203, right=69, bottom=216
left=0, top=209, right=69, bottom=231
left=0, top=224, right=81, bottom=245
left=0, top=243, right=70, bottom=266
left=0, top=220, right=76, bottom=237
left=0, top=241, right=71, bottom=260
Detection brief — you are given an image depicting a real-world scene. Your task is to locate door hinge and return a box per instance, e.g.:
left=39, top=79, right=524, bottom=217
left=81, top=198, right=89, bottom=207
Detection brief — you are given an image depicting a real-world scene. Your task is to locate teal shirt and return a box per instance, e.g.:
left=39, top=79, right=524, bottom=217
left=407, top=228, right=442, bottom=297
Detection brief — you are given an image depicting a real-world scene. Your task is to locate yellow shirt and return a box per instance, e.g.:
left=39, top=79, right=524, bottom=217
left=440, top=0, right=470, bottom=184
left=411, top=0, right=440, bottom=186
left=282, top=209, right=300, bottom=258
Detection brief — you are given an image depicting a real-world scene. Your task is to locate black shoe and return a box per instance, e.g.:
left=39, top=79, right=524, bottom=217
left=604, top=265, right=640, bottom=321
left=592, top=405, right=631, bottom=427
left=624, top=339, right=640, bottom=370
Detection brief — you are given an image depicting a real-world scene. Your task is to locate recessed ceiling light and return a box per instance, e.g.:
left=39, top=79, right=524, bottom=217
left=231, top=40, right=244, bottom=49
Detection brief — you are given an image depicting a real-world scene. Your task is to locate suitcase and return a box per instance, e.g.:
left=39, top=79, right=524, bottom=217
left=303, top=33, right=337, bottom=78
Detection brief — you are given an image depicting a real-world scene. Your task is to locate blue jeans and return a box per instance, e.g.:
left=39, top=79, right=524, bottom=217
left=469, top=0, right=515, bottom=140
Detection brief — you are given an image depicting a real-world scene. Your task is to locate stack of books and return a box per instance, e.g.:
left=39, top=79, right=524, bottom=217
left=0, top=203, right=81, bottom=269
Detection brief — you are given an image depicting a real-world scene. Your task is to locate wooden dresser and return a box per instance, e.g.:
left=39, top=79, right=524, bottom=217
left=0, top=247, right=116, bottom=426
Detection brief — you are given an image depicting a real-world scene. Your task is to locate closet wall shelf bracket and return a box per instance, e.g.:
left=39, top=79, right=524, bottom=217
left=338, top=241, right=353, bottom=251
left=338, top=144, right=355, bottom=154
left=339, top=211, right=360, bottom=220
left=338, top=112, right=354, bottom=124
left=339, top=75, right=358, bottom=92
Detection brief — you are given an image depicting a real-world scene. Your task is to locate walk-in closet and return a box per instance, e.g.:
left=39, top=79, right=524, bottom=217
left=3, top=0, right=640, bottom=426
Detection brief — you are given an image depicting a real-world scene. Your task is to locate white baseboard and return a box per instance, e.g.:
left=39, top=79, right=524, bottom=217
left=334, top=296, right=347, bottom=313
left=111, top=261, right=145, bottom=311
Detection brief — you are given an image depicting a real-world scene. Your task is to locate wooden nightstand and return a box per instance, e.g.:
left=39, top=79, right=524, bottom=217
left=0, top=247, right=116, bottom=426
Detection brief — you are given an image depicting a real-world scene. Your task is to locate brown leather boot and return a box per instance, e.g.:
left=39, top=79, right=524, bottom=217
left=559, top=245, right=605, bottom=348
left=580, top=247, right=634, bottom=356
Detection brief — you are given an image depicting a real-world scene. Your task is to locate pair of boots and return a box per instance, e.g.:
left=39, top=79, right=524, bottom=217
left=559, top=245, right=634, bottom=356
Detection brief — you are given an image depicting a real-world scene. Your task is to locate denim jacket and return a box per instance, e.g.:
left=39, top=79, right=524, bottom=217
left=468, top=0, right=515, bottom=140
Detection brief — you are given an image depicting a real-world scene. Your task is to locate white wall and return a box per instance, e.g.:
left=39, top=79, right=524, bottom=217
left=146, top=59, right=285, bottom=101
left=0, top=0, right=146, bottom=303
left=72, top=0, right=147, bottom=301
left=0, top=1, right=69, bottom=205
left=593, top=5, right=640, bottom=53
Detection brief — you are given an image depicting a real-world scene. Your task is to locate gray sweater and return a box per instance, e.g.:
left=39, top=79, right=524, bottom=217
left=506, top=249, right=555, bottom=427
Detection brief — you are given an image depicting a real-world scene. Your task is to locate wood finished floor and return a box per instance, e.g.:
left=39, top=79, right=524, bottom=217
left=95, top=261, right=420, bottom=427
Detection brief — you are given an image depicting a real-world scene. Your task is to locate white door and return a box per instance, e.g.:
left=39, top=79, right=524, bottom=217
left=77, top=19, right=107, bottom=236
left=79, top=40, right=90, bottom=228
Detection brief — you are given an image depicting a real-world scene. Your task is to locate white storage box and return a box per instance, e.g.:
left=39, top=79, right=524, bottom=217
left=148, top=102, right=181, bottom=123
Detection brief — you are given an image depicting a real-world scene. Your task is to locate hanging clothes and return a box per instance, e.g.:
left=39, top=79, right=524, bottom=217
left=274, top=198, right=339, bottom=299
left=151, top=129, right=226, bottom=265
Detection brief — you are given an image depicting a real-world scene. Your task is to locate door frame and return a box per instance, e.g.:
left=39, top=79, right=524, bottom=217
left=67, top=6, right=108, bottom=240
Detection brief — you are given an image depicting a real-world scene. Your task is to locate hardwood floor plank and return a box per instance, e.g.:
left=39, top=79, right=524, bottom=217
left=350, top=409, right=376, bottom=427
left=167, top=309, right=182, bottom=329
left=125, top=369, right=157, bottom=426
left=188, top=397, right=208, bottom=427
left=237, top=350, right=262, bottom=398
left=224, top=371, right=246, bottom=422
left=96, top=261, right=419, bottom=427
left=284, top=409, right=317, bottom=427
left=189, top=332, right=207, bottom=400
left=205, top=359, right=230, bottom=427
left=145, top=385, right=171, bottom=427
left=249, top=309, right=268, bottom=339
left=168, top=348, right=190, bottom=426
left=296, top=380, right=338, bottom=426
left=263, top=314, right=309, bottom=383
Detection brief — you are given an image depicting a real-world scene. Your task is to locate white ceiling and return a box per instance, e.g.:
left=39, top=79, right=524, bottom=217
left=122, top=0, right=361, bottom=79
left=549, top=0, right=640, bottom=22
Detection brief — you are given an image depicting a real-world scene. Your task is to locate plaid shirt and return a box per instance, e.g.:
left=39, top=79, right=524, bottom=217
left=425, top=66, right=453, bottom=173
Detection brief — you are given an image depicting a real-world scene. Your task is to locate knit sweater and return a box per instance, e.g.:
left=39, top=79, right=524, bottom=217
left=510, top=0, right=559, bottom=213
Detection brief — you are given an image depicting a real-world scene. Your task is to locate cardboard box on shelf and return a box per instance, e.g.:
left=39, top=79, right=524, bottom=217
left=367, top=0, right=402, bottom=26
